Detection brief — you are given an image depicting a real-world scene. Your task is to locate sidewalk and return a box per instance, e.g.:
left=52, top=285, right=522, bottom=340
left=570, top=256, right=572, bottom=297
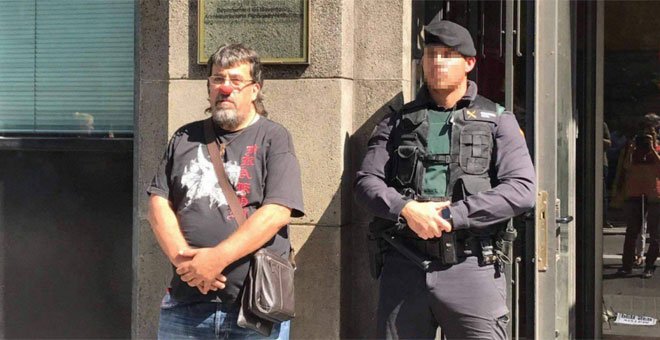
left=602, top=232, right=659, bottom=338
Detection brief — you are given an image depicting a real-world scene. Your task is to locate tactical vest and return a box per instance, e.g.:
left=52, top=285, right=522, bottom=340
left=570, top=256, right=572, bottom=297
left=388, top=95, right=504, bottom=204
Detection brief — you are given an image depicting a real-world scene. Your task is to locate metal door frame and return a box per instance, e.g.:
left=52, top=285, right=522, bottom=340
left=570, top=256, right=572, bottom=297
left=574, top=1, right=605, bottom=338
left=534, top=0, right=577, bottom=339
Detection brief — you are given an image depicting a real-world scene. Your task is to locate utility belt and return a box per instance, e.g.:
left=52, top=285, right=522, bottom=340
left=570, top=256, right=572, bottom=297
left=367, top=217, right=513, bottom=279
left=399, top=233, right=498, bottom=267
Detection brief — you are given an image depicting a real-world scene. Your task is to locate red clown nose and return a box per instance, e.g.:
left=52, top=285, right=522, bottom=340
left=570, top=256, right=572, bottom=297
left=218, top=85, right=234, bottom=96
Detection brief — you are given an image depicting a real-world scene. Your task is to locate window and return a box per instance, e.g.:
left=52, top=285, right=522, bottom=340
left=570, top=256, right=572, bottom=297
left=0, top=0, right=134, bottom=136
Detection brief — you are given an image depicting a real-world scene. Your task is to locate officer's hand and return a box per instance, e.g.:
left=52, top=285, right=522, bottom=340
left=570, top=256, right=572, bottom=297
left=401, top=201, right=449, bottom=239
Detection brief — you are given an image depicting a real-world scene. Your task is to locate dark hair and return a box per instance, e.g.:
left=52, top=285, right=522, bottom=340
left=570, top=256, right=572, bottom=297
left=206, top=43, right=266, bottom=115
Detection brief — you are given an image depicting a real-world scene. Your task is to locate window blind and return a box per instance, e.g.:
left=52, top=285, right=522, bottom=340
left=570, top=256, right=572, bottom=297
left=0, top=0, right=36, bottom=132
left=0, top=0, right=134, bottom=135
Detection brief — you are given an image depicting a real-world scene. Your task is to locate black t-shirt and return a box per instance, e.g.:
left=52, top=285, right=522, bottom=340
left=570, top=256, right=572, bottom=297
left=148, top=116, right=304, bottom=303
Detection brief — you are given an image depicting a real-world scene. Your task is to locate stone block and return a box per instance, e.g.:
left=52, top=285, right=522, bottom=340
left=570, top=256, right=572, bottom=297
left=169, top=0, right=190, bottom=79
left=138, top=0, right=170, bottom=81
left=132, top=218, right=171, bottom=339
left=354, top=0, right=408, bottom=81
left=134, top=4, right=172, bottom=335
left=168, top=80, right=210, bottom=136
left=300, top=0, right=348, bottom=79
left=353, top=79, right=409, bottom=128
left=339, top=0, right=355, bottom=79
left=289, top=224, right=341, bottom=339
left=341, top=222, right=379, bottom=338
left=264, top=79, right=353, bottom=226
left=351, top=79, right=408, bottom=224
left=136, top=80, right=169, bottom=216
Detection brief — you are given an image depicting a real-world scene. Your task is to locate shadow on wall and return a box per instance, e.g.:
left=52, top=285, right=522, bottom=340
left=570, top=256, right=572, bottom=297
left=344, top=92, right=404, bottom=339
left=290, top=136, right=348, bottom=338
left=288, top=91, right=404, bottom=338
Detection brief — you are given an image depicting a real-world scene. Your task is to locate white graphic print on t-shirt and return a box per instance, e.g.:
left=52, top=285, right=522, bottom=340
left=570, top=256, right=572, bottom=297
left=180, top=145, right=241, bottom=209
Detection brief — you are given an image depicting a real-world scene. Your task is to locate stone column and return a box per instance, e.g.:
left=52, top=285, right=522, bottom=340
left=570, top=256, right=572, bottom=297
left=344, top=0, right=412, bottom=338
left=133, top=0, right=172, bottom=338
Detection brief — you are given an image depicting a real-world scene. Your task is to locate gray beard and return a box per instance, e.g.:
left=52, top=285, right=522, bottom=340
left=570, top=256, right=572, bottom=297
left=212, top=108, right=240, bottom=131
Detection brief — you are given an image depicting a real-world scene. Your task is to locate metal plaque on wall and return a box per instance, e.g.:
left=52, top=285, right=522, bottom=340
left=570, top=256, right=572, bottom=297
left=198, top=0, right=309, bottom=64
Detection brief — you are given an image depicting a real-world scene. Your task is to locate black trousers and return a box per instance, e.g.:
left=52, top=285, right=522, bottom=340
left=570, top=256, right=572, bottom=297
left=377, top=251, right=509, bottom=340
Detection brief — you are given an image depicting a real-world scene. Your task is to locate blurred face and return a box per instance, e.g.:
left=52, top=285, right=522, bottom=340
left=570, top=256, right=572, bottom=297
left=422, top=45, right=475, bottom=90
left=208, top=62, right=260, bottom=130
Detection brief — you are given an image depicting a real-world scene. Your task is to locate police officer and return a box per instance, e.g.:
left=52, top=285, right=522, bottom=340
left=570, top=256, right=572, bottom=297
left=354, top=19, right=536, bottom=339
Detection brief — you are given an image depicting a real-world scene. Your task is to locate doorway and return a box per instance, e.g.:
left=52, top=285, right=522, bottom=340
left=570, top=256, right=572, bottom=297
left=599, top=1, right=660, bottom=338
left=0, top=144, right=133, bottom=338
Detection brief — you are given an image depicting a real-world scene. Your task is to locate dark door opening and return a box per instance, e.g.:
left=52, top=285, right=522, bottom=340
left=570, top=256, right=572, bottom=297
left=600, top=1, right=660, bottom=338
left=0, top=140, right=133, bottom=338
left=575, top=1, right=660, bottom=338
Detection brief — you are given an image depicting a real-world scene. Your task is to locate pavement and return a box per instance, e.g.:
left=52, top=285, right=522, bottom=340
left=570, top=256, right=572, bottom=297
left=602, top=223, right=659, bottom=338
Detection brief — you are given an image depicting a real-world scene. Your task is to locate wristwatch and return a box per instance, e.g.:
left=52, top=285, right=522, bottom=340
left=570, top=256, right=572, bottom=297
left=441, top=207, right=453, bottom=225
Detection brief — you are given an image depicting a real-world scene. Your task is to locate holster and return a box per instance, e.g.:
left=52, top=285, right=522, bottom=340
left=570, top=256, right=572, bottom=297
left=367, top=218, right=395, bottom=279
left=439, top=232, right=459, bottom=265
left=367, top=232, right=385, bottom=279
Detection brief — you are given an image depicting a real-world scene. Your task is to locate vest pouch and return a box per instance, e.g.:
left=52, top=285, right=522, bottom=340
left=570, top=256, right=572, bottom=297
left=459, top=124, right=493, bottom=175
left=393, top=145, right=420, bottom=187
left=460, top=176, right=492, bottom=197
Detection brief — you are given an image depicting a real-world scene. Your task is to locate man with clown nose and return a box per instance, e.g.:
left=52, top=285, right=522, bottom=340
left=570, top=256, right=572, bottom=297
left=147, top=43, right=304, bottom=339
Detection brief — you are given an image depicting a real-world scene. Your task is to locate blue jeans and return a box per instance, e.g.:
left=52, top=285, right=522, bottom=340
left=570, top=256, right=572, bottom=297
left=158, top=293, right=290, bottom=339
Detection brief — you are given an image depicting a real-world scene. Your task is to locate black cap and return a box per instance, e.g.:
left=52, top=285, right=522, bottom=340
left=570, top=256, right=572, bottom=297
left=424, top=18, right=476, bottom=57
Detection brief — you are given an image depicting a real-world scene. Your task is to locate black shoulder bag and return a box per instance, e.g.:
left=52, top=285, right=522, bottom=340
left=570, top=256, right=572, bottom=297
left=203, top=118, right=296, bottom=336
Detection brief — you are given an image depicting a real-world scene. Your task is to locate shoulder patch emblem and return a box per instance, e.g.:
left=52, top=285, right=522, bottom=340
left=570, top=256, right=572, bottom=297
left=480, top=111, right=497, bottom=119
left=466, top=109, right=477, bottom=119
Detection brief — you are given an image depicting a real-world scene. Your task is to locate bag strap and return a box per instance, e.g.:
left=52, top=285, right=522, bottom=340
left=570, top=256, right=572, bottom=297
left=204, top=118, right=246, bottom=226
left=203, top=118, right=296, bottom=267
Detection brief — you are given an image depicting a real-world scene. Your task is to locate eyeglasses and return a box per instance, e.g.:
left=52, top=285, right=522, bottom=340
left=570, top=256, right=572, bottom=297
left=208, top=76, right=256, bottom=90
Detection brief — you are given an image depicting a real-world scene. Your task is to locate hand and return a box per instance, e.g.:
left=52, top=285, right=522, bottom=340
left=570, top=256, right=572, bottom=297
left=400, top=201, right=453, bottom=239
left=197, top=277, right=227, bottom=295
left=176, top=248, right=228, bottom=295
left=196, top=273, right=228, bottom=295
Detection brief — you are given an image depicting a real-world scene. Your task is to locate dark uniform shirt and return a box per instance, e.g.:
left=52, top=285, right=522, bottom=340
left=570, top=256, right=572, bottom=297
left=354, top=81, right=536, bottom=230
